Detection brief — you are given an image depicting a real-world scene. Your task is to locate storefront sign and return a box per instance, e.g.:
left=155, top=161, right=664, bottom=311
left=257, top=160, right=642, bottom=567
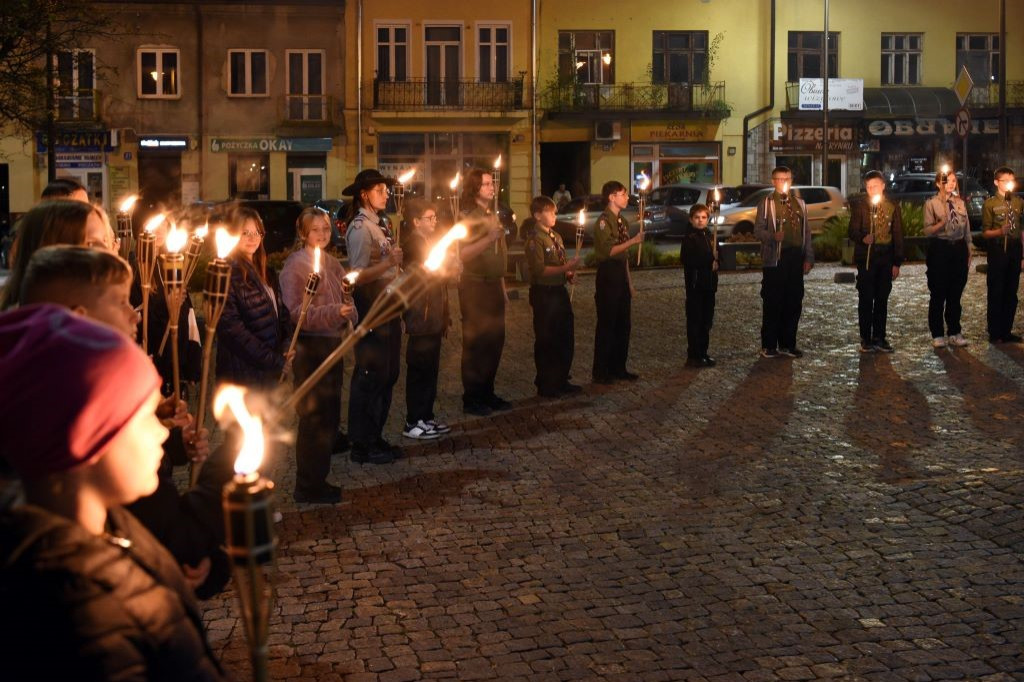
left=631, top=121, right=717, bottom=142
left=210, top=137, right=332, bottom=153
left=139, top=136, right=189, bottom=149
left=798, top=78, right=864, bottom=111
left=36, top=130, right=116, bottom=153
left=55, top=152, right=103, bottom=169
left=867, top=118, right=999, bottom=136
left=770, top=121, right=858, bottom=152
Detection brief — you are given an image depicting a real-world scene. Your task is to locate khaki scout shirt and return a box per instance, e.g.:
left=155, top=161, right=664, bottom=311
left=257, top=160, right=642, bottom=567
left=525, top=224, right=568, bottom=286
left=593, top=207, right=630, bottom=264
left=868, top=198, right=897, bottom=246
left=460, top=204, right=507, bottom=280
left=772, top=193, right=805, bottom=249
left=982, top=194, right=1024, bottom=242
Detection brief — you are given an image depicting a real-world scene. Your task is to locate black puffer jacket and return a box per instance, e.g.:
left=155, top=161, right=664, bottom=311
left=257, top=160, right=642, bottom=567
left=0, top=504, right=228, bottom=681
left=215, top=256, right=290, bottom=388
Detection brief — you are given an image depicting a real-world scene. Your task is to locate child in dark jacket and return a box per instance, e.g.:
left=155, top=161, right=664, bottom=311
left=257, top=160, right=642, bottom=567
left=680, top=203, right=719, bottom=367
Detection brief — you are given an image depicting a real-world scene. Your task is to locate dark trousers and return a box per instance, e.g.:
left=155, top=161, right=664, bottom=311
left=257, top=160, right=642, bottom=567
left=760, top=247, right=804, bottom=351
left=856, top=248, right=894, bottom=343
left=685, top=288, right=716, bottom=359
left=529, top=285, right=575, bottom=393
left=459, top=278, right=506, bottom=403
left=985, top=239, right=1022, bottom=340
left=293, top=334, right=343, bottom=492
left=593, top=259, right=631, bottom=379
left=405, top=333, right=442, bottom=424
left=349, top=284, right=401, bottom=446
left=926, top=239, right=969, bottom=338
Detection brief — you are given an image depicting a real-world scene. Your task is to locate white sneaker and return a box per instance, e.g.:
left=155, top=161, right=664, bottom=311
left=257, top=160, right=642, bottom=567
left=949, top=334, right=969, bottom=347
left=402, top=420, right=440, bottom=440
left=425, top=419, right=451, bottom=434
left=932, top=337, right=947, bottom=348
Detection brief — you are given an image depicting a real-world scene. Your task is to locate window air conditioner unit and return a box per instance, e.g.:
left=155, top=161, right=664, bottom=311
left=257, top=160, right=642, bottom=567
left=594, top=120, right=621, bottom=141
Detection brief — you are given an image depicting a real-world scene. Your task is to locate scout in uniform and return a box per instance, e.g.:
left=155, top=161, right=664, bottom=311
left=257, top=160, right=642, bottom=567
left=981, top=166, right=1024, bottom=343
left=753, top=166, right=814, bottom=358
left=343, top=169, right=403, bottom=464
left=524, top=195, right=582, bottom=397
left=849, top=170, right=904, bottom=353
left=458, top=167, right=511, bottom=416
left=680, top=203, right=718, bottom=367
left=592, top=180, right=643, bottom=384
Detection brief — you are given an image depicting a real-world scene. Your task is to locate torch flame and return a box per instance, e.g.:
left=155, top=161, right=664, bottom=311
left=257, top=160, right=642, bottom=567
left=782, top=182, right=790, bottom=195
left=578, top=209, right=586, bottom=226
left=940, top=164, right=950, bottom=176
left=871, top=193, right=882, bottom=206
left=194, top=223, right=209, bottom=240
left=344, top=270, right=360, bottom=285
left=313, top=245, right=321, bottom=274
left=214, top=227, right=240, bottom=259
left=714, top=187, right=721, bottom=202
left=398, top=169, right=415, bottom=185
left=118, top=195, right=139, bottom=213
left=638, top=171, right=650, bottom=192
left=1009, top=180, right=1016, bottom=194
left=493, top=155, right=502, bottom=170
left=165, top=222, right=187, bottom=253
left=143, top=213, right=166, bottom=234
left=425, top=223, right=469, bottom=271
left=449, top=172, right=460, bottom=191
left=213, top=385, right=265, bottom=476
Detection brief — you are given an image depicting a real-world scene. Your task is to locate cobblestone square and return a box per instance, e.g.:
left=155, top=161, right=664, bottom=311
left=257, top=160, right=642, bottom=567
left=203, top=261, right=1024, bottom=681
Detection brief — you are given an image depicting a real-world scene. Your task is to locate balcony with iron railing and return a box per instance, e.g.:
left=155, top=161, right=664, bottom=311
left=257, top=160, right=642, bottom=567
left=55, top=89, right=101, bottom=123
left=541, top=81, right=730, bottom=118
left=280, top=94, right=334, bottom=124
left=371, top=77, right=525, bottom=111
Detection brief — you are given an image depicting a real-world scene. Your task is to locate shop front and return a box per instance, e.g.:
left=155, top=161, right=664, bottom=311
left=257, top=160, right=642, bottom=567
left=629, top=121, right=721, bottom=190
left=862, top=116, right=1001, bottom=179
left=209, top=136, right=332, bottom=201
left=768, top=118, right=860, bottom=194
left=35, top=129, right=117, bottom=210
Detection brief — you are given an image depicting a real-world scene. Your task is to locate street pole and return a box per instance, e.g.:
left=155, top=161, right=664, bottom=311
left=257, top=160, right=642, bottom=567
left=45, top=14, right=56, bottom=182
left=998, top=0, right=1006, bottom=150
left=821, top=0, right=829, bottom=186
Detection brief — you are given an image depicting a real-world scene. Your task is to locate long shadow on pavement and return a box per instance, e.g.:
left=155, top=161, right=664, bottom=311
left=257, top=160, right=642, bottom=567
left=938, top=349, right=1024, bottom=450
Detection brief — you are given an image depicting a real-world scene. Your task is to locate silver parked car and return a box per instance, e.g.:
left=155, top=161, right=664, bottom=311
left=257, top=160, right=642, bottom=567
left=553, top=194, right=647, bottom=245
left=646, top=183, right=743, bottom=237
left=715, top=185, right=847, bottom=239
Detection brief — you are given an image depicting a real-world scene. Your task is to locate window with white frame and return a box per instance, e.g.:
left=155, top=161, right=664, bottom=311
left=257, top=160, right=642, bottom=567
left=478, top=25, right=509, bottom=83
left=138, top=47, right=180, bottom=98
left=376, top=25, right=408, bottom=82
left=228, top=49, right=268, bottom=96
left=286, top=49, right=325, bottom=120
left=881, top=34, right=921, bottom=85
left=956, top=33, right=999, bottom=83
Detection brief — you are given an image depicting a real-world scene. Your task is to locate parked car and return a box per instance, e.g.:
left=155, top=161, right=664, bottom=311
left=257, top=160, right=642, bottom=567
left=646, top=183, right=743, bottom=237
left=552, top=194, right=648, bottom=245
left=715, top=185, right=847, bottom=239
left=735, top=183, right=772, bottom=201
left=313, top=198, right=349, bottom=252
left=213, top=199, right=304, bottom=254
left=888, top=172, right=986, bottom=231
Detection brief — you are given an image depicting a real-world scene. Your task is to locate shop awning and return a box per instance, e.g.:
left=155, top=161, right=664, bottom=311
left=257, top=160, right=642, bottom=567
left=863, top=87, right=961, bottom=118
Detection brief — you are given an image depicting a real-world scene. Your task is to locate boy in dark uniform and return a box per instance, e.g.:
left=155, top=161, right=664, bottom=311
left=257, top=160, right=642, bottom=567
left=592, top=180, right=644, bottom=384
left=458, top=167, right=511, bottom=416
left=849, top=170, right=904, bottom=352
left=680, top=203, right=718, bottom=367
left=753, top=166, right=814, bottom=358
left=981, top=166, right=1024, bottom=343
left=524, top=196, right=582, bottom=397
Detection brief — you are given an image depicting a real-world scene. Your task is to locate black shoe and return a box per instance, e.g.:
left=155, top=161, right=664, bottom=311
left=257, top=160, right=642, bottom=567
left=779, top=347, right=804, bottom=358
left=350, top=444, right=394, bottom=465
left=332, top=430, right=350, bottom=454
left=760, top=348, right=780, bottom=358
left=592, top=374, right=615, bottom=385
left=874, top=339, right=894, bottom=353
left=858, top=341, right=875, bottom=353
left=685, top=357, right=703, bottom=368
left=376, top=437, right=403, bottom=460
left=463, top=401, right=493, bottom=417
left=537, top=387, right=562, bottom=398
left=1006, top=333, right=1024, bottom=343
left=701, top=356, right=717, bottom=367
left=615, top=371, right=640, bottom=381
left=486, top=395, right=513, bottom=411
left=294, top=483, right=342, bottom=504
left=560, top=383, right=583, bottom=395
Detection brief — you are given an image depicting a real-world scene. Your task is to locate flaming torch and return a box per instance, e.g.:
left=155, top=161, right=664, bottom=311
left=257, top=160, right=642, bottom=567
left=636, top=171, right=651, bottom=266
left=160, top=222, right=188, bottom=402
left=448, top=172, right=461, bottom=224
left=341, top=270, right=359, bottom=336
left=216, top=385, right=276, bottom=682
left=867, top=193, right=882, bottom=270
left=116, top=195, right=138, bottom=261
left=711, top=186, right=721, bottom=259
left=137, top=213, right=165, bottom=352
left=1005, top=179, right=1017, bottom=252
left=157, top=222, right=209, bottom=358
left=191, top=227, right=240, bottom=486
left=777, top=181, right=791, bottom=261
left=940, top=163, right=950, bottom=185
left=571, top=209, right=585, bottom=303
left=393, top=169, right=416, bottom=245
left=492, top=156, right=502, bottom=254
left=280, top=246, right=322, bottom=382
left=282, top=224, right=468, bottom=413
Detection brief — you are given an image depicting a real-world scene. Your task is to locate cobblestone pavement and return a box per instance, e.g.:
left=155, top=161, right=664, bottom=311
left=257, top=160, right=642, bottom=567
left=202, top=259, right=1024, bottom=681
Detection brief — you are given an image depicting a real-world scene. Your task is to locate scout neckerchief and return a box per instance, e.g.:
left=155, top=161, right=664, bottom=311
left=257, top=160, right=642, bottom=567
left=545, top=227, right=566, bottom=264
left=613, top=212, right=629, bottom=243
left=773, top=192, right=802, bottom=246
left=872, top=199, right=895, bottom=245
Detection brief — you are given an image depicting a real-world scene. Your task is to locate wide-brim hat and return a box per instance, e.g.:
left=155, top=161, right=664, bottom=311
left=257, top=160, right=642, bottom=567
left=342, top=169, right=395, bottom=196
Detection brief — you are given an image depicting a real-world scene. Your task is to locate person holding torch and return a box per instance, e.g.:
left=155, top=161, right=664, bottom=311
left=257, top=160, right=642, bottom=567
left=923, top=167, right=971, bottom=348
left=280, top=208, right=358, bottom=504
left=980, top=167, right=1024, bottom=343
left=754, top=166, right=814, bottom=358
left=849, top=170, right=903, bottom=353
